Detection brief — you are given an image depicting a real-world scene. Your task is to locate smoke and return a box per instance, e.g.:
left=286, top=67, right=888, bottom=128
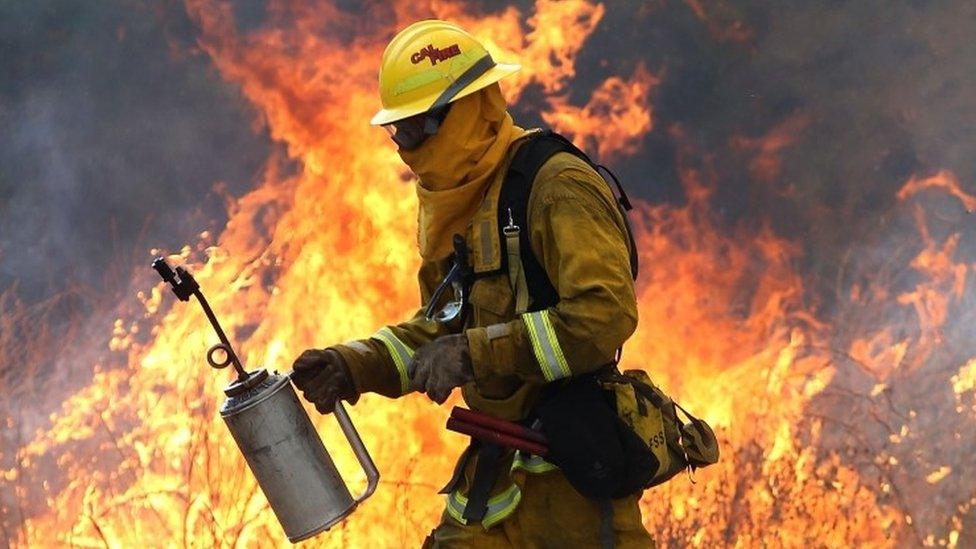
left=2, top=0, right=976, bottom=544
left=0, top=1, right=278, bottom=495
left=516, top=0, right=976, bottom=542
left=0, top=1, right=272, bottom=304
left=8, top=0, right=970, bottom=314
left=624, top=1, right=976, bottom=542
left=565, top=0, right=976, bottom=234
left=0, top=3, right=278, bottom=539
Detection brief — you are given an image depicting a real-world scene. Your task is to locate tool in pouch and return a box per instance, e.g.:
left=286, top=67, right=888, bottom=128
left=446, top=406, right=549, bottom=457
left=151, top=257, right=379, bottom=543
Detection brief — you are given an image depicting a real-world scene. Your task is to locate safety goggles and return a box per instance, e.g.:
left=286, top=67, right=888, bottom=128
left=383, top=103, right=452, bottom=151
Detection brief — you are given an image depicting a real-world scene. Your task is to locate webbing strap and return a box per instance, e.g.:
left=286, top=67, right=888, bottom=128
left=463, top=443, right=503, bottom=523
left=598, top=499, right=615, bottom=549
left=370, top=327, right=414, bottom=394
left=497, top=130, right=639, bottom=313
left=445, top=442, right=523, bottom=529
left=503, top=216, right=530, bottom=314
left=498, top=135, right=561, bottom=312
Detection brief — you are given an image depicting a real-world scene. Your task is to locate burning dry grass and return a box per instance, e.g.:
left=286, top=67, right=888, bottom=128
left=5, top=167, right=971, bottom=546
left=2, top=0, right=976, bottom=547
left=0, top=285, right=101, bottom=544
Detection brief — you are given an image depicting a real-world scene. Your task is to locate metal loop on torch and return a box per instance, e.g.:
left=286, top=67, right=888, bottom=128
left=207, top=343, right=234, bottom=369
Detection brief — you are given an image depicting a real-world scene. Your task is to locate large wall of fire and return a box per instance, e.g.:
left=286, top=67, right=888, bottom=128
left=1, top=0, right=975, bottom=547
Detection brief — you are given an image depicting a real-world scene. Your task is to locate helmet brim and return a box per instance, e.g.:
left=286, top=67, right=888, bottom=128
left=370, top=63, right=521, bottom=126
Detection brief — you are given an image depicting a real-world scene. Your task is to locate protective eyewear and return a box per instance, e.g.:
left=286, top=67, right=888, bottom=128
left=383, top=103, right=451, bottom=151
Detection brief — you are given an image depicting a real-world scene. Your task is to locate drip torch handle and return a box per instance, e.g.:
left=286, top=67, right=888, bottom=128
left=192, top=290, right=248, bottom=380
left=150, top=257, right=249, bottom=381
left=152, top=257, right=177, bottom=285
left=332, top=402, right=380, bottom=505
left=152, top=257, right=196, bottom=301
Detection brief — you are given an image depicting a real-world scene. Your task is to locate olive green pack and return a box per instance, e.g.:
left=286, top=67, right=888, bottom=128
left=600, top=369, right=720, bottom=487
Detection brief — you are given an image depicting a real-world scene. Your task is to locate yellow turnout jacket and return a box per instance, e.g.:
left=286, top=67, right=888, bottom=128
left=332, top=132, right=639, bottom=528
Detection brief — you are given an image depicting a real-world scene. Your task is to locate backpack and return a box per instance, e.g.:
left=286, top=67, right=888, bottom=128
left=499, top=130, right=720, bottom=498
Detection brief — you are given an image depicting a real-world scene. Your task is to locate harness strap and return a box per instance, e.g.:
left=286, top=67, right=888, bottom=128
left=439, top=444, right=475, bottom=495
left=497, top=134, right=563, bottom=312
left=498, top=130, right=639, bottom=314
left=503, top=208, right=530, bottom=314
left=462, top=443, right=504, bottom=523
left=598, top=499, right=616, bottom=549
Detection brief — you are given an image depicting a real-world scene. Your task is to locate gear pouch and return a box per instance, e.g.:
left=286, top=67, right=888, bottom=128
left=534, top=373, right=656, bottom=499
left=601, top=369, right=720, bottom=488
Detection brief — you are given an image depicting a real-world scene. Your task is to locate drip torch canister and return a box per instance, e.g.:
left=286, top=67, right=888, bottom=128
left=152, top=257, right=380, bottom=543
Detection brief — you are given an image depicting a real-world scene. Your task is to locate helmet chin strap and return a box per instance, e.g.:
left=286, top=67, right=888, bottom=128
left=423, top=114, right=442, bottom=136
left=422, top=53, right=496, bottom=136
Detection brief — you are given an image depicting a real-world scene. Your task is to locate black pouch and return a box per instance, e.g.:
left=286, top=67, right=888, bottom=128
left=534, top=373, right=657, bottom=499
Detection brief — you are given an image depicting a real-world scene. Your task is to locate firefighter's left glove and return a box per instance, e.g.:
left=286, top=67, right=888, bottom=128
left=408, top=334, right=474, bottom=404
left=291, top=348, right=357, bottom=414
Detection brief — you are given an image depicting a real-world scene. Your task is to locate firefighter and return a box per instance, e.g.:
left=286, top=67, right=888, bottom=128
left=292, top=19, right=653, bottom=548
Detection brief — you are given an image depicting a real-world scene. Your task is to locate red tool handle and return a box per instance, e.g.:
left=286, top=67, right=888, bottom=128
left=446, top=418, right=549, bottom=457
left=450, top=407, right=548, bottom=445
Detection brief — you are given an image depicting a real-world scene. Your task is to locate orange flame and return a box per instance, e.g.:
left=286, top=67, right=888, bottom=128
left=4, top=2, right=975, bottom=547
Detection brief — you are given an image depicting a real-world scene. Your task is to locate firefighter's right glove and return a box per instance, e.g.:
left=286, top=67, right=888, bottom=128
left=408, top=334, right=474, bottom=404
left=291, top=348, right=357, bottom=414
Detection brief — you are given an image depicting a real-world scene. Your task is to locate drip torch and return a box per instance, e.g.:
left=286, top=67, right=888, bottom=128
left=151, top=257, right=379, bottom=543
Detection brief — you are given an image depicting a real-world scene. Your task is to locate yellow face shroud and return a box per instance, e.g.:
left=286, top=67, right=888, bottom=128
left=398, top=84, right=527, bottom=260
left=373, top=20, right=526, bottom=260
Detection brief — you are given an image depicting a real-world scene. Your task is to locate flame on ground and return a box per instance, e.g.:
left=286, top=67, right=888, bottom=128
left=2, top=1, right=975, bottom=547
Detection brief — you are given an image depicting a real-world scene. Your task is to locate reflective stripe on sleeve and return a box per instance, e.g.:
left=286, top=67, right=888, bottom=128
left=370, top=327, right=414, bottom=394
left=521, top=310, right=571, bottom=381
left=446, top=484, right=522, bottom=529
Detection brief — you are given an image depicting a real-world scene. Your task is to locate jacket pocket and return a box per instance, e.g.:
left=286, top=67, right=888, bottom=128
left=468, top=275, right=513, bottom=326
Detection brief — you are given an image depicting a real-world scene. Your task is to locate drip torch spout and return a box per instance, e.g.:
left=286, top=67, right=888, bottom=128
left=151, top=257, right=250, bottom=381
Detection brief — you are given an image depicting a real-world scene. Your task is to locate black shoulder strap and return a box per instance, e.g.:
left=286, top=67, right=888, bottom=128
left=498, top=130, right=639, bottom=312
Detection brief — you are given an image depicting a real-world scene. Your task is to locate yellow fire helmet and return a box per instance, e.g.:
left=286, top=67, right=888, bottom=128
left=370, top=19, right=521, bottom=127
